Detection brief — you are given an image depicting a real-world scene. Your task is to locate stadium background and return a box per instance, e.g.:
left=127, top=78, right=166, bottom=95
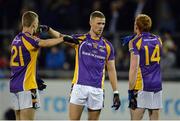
left=0, top=0, right=180, bottom=120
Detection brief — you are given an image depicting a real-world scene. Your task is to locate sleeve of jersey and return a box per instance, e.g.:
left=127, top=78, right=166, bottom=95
left=132, top=39, right=139, bottom=55
left=23, top=35, right=40, bottom=49
left=107, top=41, right=115, bottom=60
left=72, top=34, right=86, bottom=42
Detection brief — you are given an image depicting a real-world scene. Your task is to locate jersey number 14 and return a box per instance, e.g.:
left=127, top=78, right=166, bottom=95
left=144, top=44, right=160, bottom=65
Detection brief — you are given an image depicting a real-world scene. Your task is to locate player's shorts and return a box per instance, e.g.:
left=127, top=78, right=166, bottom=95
left=137, top=90, right=162, bottom=109
left=11, top=89, right=40, bottom=110
left=69, top=84, right=104, bottom=110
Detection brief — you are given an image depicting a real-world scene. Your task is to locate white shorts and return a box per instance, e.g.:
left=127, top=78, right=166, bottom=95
left=137, top=90, right=162, bottom=109
left=11, top=89, right=40, bottom=110
left=70, top=84, right=104, bottom=110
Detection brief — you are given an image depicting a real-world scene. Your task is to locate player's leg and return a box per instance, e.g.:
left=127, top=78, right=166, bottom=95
left=88, top=109, right=101, bottom=120
left=87, top=86, right=104, bottom=120
left=10, top=93, right=20, bottom=120
left=148, top=109, right=160, bottom=120
left=69, top=103, right=84, bottom=120
left=129, top=90, right=152, bottom=120
left=130, top=108, right=145, bottom=120
left=69, top=84, right=88, bottom=120
left=18, top=89, right=40, bottom=120
left=15, top=110, right=20, bottom=120
left=148, top=91, right=162, bottom=120
left=19, top=108, right=35, bottom=120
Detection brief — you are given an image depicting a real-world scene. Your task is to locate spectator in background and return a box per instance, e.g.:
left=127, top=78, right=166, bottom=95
left=134, top=0, right=146, bottom=17
left=0, top=54, right=9, bottom=69
left=161, top=32, right=177, bottom=69
left=45, top=46, right=66, bottom=69
left=157, top=0, right=176, bottom=33
left=0, top=53, right=9, bottom=78
left=40, top=0, right=79, bottom=30
left=64, top=46, right=75, bottom=70
left=134, top=0, right=157, bottom=30
left=92, top=0, right=101, bottom=11
left=108, top=0, right=122, bottom=34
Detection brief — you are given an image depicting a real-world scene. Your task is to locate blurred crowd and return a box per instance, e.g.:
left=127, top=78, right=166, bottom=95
left=0, top=0, right=180, bottom=78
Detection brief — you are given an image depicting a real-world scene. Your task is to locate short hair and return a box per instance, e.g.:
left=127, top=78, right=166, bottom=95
left=22, top=11, right=38, bottom=27
left=90, top=11, right=105, bottom=21
left=135, top=14, right=152, bottom=32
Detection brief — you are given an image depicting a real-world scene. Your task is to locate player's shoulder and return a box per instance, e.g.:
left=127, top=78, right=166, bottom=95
left=101, top=37, right=112, bottom=45
left=129, top=34, right=140, bottom=44
left=72, top=33, right=87, bottom=41
left=151, top=33, right=163, bottom=45
left=151, top=33, right=160, bottom=38
left=23, top=32, right=39, bottom=41
left=101, top=37, right=114, bottom=50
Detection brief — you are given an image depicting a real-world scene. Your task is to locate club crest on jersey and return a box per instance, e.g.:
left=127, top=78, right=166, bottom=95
left=92, top=43, right=98, bottom=49
left=99, top=46, right=105, bottom=52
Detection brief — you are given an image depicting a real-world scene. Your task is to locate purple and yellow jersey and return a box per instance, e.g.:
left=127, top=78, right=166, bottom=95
left=131, top=32, right=162, bottom=92
left=72, top=33, right=114, bottom=89
left=10, top=32, right=39, bottom=93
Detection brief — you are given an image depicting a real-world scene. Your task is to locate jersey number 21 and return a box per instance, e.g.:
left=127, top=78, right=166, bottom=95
left=10, top=46, right=24, bottom=66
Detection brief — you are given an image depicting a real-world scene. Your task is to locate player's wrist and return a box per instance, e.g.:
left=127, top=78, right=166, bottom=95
left=113, top=90, right=119, bottom=94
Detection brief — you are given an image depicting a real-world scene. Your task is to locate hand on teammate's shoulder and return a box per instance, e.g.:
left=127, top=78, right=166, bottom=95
left=63, top=35, right=80, bottom=44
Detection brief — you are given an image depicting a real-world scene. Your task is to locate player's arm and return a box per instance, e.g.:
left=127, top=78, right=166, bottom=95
left=39, top=25, right=63, bottom=38
left=128, top=41, right=139, bottom=90
left=38, top=25, right=79, bottom=45
left=48, top=27, right=64, bottom=38
left=129, top=53, right=139, bottom=90
left=106, top=60, right=118, bottom=91
left=38, top=37, right=64, bottom=47
left=38, top=35, right=79, bottom=47
left=107, top=60, right=121, bottom=110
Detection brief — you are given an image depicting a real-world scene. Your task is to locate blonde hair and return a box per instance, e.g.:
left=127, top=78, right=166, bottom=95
left=90, top=11, right=105, bottom=21
left=135, top=14, right=152, bottom=32
left=22, top=11, right=38, bottom=27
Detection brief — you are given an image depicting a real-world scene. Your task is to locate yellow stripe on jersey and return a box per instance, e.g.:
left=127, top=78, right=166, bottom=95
left=78, top=35, right=86, bottom=40
left=129, top=36, right=138, bottom=52
left=101, top=67, right=105, bottom=89
left=22, top=36, right=38, bottom=91
left=72, top=46, right=79, bottom=84
left=103, top=40, right=111, bottom=61
left=19, top=46, right=24, bottom=66
left=134, top=67, right=143, bottom=90
left=136, top=38, right=142, bottom=50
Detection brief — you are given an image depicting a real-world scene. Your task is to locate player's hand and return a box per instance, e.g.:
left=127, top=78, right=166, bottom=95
left=38, top=25, right=50, bottom=33
left=128, top=90, right=137, bottom=110
left=36, top=77, right=47, bottom=91
left=63, top=35, right=79, bottom=44
left=111, top=92, right=121, bottom=110
left=120, top=34, right=136, bottom=46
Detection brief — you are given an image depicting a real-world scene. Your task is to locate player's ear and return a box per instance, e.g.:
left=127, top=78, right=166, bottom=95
left=134, top=24, right=139, bottom=33
left=89, top=20, right=92, bottom=26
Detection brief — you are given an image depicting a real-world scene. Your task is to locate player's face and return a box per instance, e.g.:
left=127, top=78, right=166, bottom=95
left=90, top=17, right=105, bottom=35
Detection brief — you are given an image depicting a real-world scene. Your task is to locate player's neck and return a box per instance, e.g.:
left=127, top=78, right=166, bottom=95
left=89, top=30, right=101, bottom=40
left=22, top=27, right=33, bottom=35
left=137, top=30, right=141, bottom=36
